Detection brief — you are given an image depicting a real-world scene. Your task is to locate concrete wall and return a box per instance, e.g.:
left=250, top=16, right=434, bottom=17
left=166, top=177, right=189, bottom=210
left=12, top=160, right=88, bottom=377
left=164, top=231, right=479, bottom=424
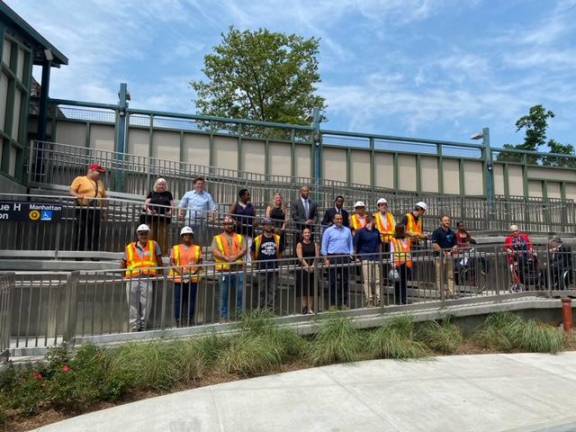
left=51, top=119, right=576, bottom=199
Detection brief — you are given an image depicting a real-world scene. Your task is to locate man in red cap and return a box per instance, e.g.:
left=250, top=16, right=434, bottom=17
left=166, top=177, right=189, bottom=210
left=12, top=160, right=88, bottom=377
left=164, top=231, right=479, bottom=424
left=70, top=163, right=107, bottom=251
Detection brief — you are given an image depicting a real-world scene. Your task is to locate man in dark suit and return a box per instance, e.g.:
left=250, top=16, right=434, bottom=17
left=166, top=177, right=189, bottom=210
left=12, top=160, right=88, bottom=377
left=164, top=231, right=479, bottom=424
left=291, top=185, right=318, bottom=231
left=322, top=196, right=350, bottom=227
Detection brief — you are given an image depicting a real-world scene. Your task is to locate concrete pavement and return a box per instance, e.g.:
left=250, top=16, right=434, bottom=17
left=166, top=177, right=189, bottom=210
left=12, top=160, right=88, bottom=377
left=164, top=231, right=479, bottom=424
left=33, top=352, right=576, bottom=432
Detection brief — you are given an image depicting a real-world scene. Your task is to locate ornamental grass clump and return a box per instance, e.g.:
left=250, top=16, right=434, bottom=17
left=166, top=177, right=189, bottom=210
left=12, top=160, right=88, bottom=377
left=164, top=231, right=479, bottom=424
left=368, top=315, right=428, bottom=360
left=416, top=319, right=463, bottom=354
left=309, top=313, right=364, bottom=365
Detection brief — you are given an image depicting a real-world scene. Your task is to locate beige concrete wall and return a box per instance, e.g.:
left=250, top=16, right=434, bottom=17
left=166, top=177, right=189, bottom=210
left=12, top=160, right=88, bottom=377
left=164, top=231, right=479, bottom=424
left=213, top=136, right=238, bottom=171
left=565, top=184, right=576, bottom=201
left=528, top=167, right=576, bottom=183
left=182, top=134, right=210, bottom=166
left=374, top=153, right=394, bottom=189
left=398, top=155, right=417, bottom=192
left=242, top=141, right=266, bottom=174
left=128, top=128, right=149, bottom=158
left=463, top=161, right=484, bottom=196
left=547, top=182, right=562, bottom=199
left=528, top=180, right=543, bottom=198
left=90, top=124, right=115, bottom=153
left=443, top=159, right=460, bottom=194
left=270, top=142, right=292, bottom=177
left=152, top=130, right=180, bottom=162
left=55, top=122, right=86, bottom=147
left=350, top=150, right=371, bottom=185
left=53, top=120, right=576, bottom=201
left=323, top=148, right=347, bottom=183
left=494, top=164, right=505, bottom=196
left=295, top=145, right=311, bottom=178
left=507, top=165, right=524, bottom=196
left=421, top=157, right=439, bottom=193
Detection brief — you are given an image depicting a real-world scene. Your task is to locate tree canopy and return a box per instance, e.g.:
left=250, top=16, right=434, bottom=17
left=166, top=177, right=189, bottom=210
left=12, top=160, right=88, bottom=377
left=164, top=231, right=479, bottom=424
left=497, top=105, right=575, bottom=167
left=191, top=27, right=326, bottom=128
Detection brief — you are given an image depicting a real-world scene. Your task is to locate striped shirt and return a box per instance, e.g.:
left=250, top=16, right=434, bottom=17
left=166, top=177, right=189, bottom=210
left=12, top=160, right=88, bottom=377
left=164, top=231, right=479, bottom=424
left=179, top=190, right=216, bottom=221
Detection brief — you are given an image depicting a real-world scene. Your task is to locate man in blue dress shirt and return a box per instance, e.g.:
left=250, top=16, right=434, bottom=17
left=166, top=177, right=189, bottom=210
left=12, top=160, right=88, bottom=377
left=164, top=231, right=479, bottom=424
left=321, top=213, right=354, bottom=308
left=178, top=176, right=217, bottom=244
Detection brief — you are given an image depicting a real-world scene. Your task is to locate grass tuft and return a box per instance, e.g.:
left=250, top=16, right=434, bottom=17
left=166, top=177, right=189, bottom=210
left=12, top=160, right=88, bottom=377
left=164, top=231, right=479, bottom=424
left=309, top=313, right=364, bottom=365
left=368, top=316, right=428, bottom=360
left=475, top=312, right=565, bottom=353
left=416, top=319, right=463, bottom=354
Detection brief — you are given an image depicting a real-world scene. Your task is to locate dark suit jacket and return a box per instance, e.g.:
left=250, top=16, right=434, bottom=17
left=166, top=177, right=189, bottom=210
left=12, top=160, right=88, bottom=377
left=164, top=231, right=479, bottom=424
left=291, top=197, right=318, bottom=225
left=322, top=207, right=350, bottom=227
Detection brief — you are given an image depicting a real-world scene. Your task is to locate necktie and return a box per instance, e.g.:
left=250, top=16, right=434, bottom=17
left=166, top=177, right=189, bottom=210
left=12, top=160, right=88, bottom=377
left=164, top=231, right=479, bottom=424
left=304, top=200, right=309, bottom=219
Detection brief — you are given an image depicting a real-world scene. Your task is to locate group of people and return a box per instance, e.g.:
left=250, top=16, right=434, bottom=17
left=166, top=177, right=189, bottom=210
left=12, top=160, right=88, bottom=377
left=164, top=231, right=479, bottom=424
left=69, top=163, right=573, bottom=332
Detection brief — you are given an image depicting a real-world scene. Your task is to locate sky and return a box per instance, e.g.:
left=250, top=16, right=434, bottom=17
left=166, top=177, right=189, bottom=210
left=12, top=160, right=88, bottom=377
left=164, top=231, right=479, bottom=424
left=6, top=0, right=576, bottom=149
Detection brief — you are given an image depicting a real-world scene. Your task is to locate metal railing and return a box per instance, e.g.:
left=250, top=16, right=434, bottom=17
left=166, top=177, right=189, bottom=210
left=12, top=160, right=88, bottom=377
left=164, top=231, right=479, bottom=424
left=5, top=243, right=575, bottom=349
left=0, top=272, right=14, bottom=358
left=1, top=193, right=575, bottom=260
left=27, top=140, right=576, bottom=234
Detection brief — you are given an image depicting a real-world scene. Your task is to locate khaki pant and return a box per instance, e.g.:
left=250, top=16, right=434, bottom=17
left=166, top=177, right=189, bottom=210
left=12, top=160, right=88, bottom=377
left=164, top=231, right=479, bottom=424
left=126, top=278, right=154, bottom=331
left=362, top=260, right=382, bottom=305
left=435, top=255, right=455, bottom=297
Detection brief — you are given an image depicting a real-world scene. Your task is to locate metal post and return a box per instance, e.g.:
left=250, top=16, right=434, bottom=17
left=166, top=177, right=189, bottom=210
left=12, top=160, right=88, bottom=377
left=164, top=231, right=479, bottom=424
left=483, top=127, right=495, bottom=229
left=115, top=83, right=130, bottom=192
left=63, top=271, right=79, bottom=344
left=312, top=108, right=322, bottom=199
left=35, top=58, right=52, bottom=183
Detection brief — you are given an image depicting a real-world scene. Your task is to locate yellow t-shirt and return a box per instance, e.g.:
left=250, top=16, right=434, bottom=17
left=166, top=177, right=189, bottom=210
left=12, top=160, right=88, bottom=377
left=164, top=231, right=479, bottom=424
left=70, top=176, right=107, bottom=206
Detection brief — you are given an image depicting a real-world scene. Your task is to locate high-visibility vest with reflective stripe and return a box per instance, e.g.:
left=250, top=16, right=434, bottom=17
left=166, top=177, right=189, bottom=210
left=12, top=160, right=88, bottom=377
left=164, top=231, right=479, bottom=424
left=125, top=240, right=158, bottom=278
left=391, top=238, right=413, bottom=269
left=350, top=214, right=367, bottom=231
left=214, top=233, right=244, bottom=271
left=253, top=234, right=281, bottom=260
left=405, top=213, right=423, bottom=237
left=169, top=244, right=202, bottom=283
left=373, top=211, right=396, bottom=242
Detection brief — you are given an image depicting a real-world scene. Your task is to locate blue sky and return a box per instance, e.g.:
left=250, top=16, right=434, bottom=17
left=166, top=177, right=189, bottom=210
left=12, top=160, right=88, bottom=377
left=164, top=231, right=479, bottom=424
left=7, top=0, right=576, bottom=149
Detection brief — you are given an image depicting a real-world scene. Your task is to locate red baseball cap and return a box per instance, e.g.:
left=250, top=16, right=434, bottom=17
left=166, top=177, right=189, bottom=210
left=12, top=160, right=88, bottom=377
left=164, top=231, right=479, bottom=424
left=89, top=163, right=106, bottom=173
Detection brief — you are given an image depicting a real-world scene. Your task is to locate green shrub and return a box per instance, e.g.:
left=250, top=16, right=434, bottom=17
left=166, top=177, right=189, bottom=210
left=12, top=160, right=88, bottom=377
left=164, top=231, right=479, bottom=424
left=7, top=365, right=46, bottom=416
left=0, top=393, right=9, bottom=427
left=476, top=313, right=565, bottom=353
left=416, top=319, right=463, bottom=354
left=368, top=316, right=428, bottom=359
left=309, top=313, right=364, bottom=365
left=46, top=344, right=129, bottom=412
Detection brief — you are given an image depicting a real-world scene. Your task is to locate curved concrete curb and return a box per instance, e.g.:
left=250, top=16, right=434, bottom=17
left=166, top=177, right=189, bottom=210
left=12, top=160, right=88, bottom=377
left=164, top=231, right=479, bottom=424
left=33, top=352, right=576, bottom=432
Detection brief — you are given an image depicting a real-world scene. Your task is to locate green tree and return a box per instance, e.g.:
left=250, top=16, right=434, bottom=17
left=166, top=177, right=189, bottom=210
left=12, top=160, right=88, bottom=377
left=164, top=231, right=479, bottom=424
left=191, top=27, right=326, bottom=135
left=497, top=105, right=575, bottom=167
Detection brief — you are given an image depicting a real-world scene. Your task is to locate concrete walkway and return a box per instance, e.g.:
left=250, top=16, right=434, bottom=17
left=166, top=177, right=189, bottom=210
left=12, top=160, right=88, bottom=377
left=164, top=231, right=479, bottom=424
left=33, top=353, right=576, bottom=432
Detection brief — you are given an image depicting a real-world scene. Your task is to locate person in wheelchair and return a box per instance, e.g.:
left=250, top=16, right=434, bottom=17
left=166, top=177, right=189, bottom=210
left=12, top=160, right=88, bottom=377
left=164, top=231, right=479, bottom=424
left=547, top=237, right=573, bottom=290
left=453, top=222, right=486, bottom=287
left=505, top=225, right=538, bottom=291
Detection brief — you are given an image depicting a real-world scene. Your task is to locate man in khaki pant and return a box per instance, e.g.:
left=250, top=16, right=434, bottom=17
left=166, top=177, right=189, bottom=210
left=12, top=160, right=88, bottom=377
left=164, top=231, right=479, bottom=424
left=431, top=216, right=457, bottom=298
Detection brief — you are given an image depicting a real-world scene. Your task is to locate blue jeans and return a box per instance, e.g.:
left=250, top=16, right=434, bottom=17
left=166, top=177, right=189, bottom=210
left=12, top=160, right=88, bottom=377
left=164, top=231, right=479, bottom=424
left=219, top=273, right=244, bottom=320
left=174, top=282, right=197, bottom=325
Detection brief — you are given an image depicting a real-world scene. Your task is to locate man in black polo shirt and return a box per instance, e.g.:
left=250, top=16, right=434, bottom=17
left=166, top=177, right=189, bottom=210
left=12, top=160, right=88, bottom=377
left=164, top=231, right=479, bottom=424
left=431, top=215, right=457, bottom=297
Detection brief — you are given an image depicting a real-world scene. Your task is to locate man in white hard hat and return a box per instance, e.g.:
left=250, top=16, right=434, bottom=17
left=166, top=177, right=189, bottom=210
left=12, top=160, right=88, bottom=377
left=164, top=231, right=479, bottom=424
left=121, top=224, right=163, bottom=331
left=169, top=226, right=203, bottom=326
left=373, top=198, right=396, bottom=250
left=350, top=201, right=368, bottom=233
left=401, top=201, right=428, bottom=245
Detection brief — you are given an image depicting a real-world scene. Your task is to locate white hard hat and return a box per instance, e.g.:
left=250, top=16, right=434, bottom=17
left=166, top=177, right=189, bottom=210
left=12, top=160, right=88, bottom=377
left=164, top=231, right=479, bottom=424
left=136, top=224, right=150, bottom=232
left=510, top=224, right=519, bottom=232
left=354, top=201, right=366, bottom=208
left=180, top=226, right=194, bottom=236
left=415, top=201, right=428, bottom=211
left=377, top=198, right=388, bottom=205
